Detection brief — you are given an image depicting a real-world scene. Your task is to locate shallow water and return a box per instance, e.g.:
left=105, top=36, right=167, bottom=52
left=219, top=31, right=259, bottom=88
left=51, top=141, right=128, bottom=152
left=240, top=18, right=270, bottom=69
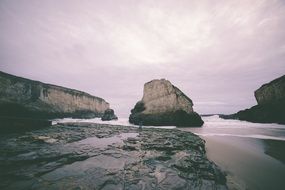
left=181, top=115, right=285, bottom=190
left=0, top=124, right=140, bottom=190
left=75, top=132, right=138, bottom=148
left=2, top=116, right=285, bottom=189
left=55, top=116, right=285, bottom=187
left=202, top=136, right=285, bottom=190
left=185, top=115, right=285, bottom=141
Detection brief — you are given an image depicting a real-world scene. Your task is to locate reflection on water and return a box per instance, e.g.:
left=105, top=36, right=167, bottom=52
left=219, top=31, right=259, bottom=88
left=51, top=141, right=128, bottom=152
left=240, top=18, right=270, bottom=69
left=0, top=124, right=140, bottom=190
left=2, top=115, right=285, bottom=190
left=75, top=133, right=138, bottom=148
left=182, top=115, right=285, bottom=190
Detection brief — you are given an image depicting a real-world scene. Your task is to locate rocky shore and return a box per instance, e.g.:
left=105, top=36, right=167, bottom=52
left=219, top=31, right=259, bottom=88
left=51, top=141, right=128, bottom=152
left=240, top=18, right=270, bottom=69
left=0, top=123, right=227, bottom=190
left=222, top=75, right=285, bottom=124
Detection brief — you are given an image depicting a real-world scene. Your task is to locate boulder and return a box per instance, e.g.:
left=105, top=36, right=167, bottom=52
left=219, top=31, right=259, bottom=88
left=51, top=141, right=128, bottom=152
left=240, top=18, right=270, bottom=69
left=101, top=109, right=118, bottom=121
left=129, top=79, right=204, bottom=127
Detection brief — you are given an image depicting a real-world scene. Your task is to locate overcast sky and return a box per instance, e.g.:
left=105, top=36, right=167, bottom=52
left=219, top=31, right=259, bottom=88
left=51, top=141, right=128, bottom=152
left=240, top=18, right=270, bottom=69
left=1, top=0, right=285, bottom=117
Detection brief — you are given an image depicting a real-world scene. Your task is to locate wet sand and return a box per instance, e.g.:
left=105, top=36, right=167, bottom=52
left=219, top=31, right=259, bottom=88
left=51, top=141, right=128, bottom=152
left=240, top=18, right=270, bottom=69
left=203, top=136, right=285, bottom=190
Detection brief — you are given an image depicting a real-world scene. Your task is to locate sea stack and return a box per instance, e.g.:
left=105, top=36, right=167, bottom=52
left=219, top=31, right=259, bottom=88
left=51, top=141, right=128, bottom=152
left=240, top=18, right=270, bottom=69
left=129, top=79, right=204, bottom=127
left=101, top=108, right=118, bottom=121
left=0, top=71, right=113, bottom=120
left=224, top=75, right=285, bottom=124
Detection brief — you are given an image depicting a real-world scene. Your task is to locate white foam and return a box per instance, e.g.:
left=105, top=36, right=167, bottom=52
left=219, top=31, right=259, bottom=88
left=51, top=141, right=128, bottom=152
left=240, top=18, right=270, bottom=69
left=201, top=115, right=285, bottom=129
left=35, top=136, right=58, bottom=143
left=52, top=117, right=176, bottom=129
left=196, top=133, right=285, bottom=141
left=52, top=115, right=285, bottom=137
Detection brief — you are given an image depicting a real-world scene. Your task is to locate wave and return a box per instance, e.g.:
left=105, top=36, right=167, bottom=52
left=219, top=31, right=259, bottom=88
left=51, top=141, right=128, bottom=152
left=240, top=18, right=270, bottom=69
left=202, top=115, right=285, bottom=129
left=196, top=133, right=285, bottom=141
left=52, top=118, right=176, bottom=129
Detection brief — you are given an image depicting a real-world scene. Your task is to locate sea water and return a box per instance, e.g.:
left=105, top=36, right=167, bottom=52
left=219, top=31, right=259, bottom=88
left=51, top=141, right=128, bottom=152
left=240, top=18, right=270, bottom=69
left=181, top=116, right=285, bottom=190
left=2, top=116, right=285, bottom=189
left=53, top=115, right=285, bottom=189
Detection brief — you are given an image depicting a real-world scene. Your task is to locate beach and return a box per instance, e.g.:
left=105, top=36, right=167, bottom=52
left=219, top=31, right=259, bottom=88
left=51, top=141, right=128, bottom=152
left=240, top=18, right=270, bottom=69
left=203, top=136, right=285, bottom=190
left=181, top=116, right=285, bottom=190
left=2, top=115, right=284, bottom=189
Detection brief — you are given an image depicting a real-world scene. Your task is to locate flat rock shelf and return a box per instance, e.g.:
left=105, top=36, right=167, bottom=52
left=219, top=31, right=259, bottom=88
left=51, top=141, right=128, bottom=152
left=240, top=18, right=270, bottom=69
left=0, top=123, right=227, bottom=190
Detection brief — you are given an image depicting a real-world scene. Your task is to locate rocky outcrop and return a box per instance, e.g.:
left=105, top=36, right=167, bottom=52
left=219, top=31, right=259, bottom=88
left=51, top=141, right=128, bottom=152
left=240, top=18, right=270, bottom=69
left=222, top=75, right=285, bottom=124
left=101, top=108, right=118, bottom=121
left=0, top=122, right=227, bottom=189
left=0, top=71, right=110, bottom=119
left=254, top=75, right=285, bottom=105
left=129, top=79, right=204, bottom=127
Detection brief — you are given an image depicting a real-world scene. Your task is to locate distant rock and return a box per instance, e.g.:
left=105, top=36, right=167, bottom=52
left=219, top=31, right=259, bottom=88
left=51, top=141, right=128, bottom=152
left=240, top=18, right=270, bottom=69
left=0, top=71, right=111, bottom=121
left=129, top=79, right=204, bottom=127
left=101, top=108, right=118, bottom=121
left=222, top=75, right=285, bottom=124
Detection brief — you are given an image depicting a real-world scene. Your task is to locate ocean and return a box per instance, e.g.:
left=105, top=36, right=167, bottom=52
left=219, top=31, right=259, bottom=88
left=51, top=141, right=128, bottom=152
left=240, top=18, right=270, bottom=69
left=182, top=115, right=285, bottom=190
left=1, top=116, right=285, bottom=189
left=54, top=115, right=285, bottom=189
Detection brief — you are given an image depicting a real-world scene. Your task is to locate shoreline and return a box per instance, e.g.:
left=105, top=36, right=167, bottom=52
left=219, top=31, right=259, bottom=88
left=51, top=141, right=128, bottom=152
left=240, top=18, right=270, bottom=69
left=202, top=136, right=285, bottom=190
left=0, top=122, right=227, bottom=190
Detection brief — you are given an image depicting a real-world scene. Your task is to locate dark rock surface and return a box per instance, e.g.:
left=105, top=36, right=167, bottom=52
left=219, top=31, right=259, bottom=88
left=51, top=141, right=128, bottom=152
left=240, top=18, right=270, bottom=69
left=0, top=123, right=227, bottom=190
left=0, top=71, right=110, bottom=120
left=0, top=116, right=51, bottom=133
left=129, top=79, right=204, bottom=127
left=130, top=109, right=204, bottom=127
left=222, top=75, right=285, bottom=124
left=101, top=108, right=118, bottom=121
left=255, top=75, right=285, bottom=105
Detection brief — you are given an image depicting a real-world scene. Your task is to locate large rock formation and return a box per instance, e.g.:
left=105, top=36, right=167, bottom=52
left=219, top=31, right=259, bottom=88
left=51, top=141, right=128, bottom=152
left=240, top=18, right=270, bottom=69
left=0, top=71, right=110, bottom=120
left=129, top=79, right=204, bottom=127
left=101, top=108, right=118, bottom=121
left=222, top=75, right=285, bottom=124
left=254, top=75, right=285, bottom=105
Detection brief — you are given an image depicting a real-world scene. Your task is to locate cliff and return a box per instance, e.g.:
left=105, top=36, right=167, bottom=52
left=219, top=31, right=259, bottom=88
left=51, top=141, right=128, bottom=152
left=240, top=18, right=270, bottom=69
left=223, top=75, right=285, bottom=124
left=129, top=79, right=204, bottom=127
left=0, top=71, right=110, bottom=119
left=254, top=75, right=285, bottom=105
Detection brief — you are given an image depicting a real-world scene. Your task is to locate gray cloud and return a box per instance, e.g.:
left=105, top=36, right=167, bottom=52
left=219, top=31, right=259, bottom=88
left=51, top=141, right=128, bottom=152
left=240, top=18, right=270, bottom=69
left=1, top=0, right=285, bottom=117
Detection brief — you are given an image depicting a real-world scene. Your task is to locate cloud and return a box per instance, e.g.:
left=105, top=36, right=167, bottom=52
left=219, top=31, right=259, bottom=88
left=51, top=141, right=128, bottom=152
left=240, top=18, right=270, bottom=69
left=0, top=0, right=285, bottom=117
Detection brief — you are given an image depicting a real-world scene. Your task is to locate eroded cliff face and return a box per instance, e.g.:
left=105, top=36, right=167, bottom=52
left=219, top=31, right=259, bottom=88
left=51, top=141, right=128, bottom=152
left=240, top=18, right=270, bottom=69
left=129, top=79, right=203, bottom=127
left=142, top=79, right=194, bottom=114
left=254, top=75, right=285, bottom=105
left=223, top=75, right=285, bottom=124
left=0, top=71, right=109, bottom=119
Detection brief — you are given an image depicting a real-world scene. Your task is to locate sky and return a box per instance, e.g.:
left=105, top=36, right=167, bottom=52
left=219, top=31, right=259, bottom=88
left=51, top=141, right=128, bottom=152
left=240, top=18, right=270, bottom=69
left=1, top=0, right=285, bottom=117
